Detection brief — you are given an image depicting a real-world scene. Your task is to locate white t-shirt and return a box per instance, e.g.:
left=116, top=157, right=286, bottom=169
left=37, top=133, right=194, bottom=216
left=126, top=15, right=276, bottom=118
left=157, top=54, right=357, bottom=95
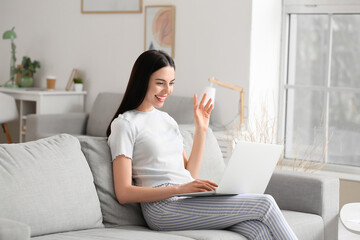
left=108, top=108, right=194, bottom=187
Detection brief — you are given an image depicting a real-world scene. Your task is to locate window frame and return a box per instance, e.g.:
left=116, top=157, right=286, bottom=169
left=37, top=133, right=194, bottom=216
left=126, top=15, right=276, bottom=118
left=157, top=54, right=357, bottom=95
left=279, top=2, right=360, bottom=174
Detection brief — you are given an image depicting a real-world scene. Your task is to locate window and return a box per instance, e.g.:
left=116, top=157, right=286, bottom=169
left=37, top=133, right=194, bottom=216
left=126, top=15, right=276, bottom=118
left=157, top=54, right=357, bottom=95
left=284, top=13, right=360, bottom=167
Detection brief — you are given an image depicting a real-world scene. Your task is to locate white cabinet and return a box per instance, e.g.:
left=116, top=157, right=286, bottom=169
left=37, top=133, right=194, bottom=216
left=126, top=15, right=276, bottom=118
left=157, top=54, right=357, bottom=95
left=0, top=88, right=86, bottom=142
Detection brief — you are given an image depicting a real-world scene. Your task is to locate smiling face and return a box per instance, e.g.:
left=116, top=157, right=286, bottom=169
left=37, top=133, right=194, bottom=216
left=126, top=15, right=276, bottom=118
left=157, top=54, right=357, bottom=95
left=136, top=66, right=175, bottom=112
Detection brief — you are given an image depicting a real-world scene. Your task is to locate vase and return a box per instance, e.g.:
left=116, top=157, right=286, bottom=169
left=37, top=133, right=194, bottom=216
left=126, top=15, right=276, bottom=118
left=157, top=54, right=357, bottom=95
left=74, top=83, right=83, bottom=92
left=19, top=75, right=34, bottom=88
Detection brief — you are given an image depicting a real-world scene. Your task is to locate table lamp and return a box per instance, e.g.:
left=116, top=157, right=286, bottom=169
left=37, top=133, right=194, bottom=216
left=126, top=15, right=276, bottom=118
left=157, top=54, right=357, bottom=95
left=2, top=27, right=18, bottom=88
left=202, top=77, right=245, bottom=128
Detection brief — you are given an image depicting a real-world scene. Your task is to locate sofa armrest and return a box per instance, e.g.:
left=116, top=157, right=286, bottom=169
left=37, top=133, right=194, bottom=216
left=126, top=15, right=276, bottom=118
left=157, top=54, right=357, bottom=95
left=265, top=169, right=339, bottom=240
left=0, top=218, right=31, bottom=240
left=26, top=113, right=89, bottom=142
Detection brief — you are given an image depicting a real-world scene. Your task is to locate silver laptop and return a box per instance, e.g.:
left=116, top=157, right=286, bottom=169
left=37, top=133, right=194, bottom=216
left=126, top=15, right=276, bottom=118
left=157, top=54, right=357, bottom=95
left=175, top=142, right=283, bottom=197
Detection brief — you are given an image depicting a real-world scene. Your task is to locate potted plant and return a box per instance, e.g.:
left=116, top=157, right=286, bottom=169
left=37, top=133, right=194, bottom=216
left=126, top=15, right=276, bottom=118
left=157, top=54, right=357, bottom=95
left=15, top=56, right=41, bottom=88
left=73, top=77, right=83, bottom=92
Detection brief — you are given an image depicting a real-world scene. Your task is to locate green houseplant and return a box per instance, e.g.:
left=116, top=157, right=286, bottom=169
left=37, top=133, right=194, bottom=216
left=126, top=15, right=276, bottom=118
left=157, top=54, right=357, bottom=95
left=73, top=77, right=83, bottom=92
left=73, top=77, right=83, bottom=84
left=15, top=56, right=41, bottom=88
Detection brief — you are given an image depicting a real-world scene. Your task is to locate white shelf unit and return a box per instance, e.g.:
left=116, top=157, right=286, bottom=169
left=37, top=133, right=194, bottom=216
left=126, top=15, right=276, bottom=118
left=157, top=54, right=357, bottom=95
left=0, top=88, right=86, bottom=142
left=213, top=131, right=234, bottom=165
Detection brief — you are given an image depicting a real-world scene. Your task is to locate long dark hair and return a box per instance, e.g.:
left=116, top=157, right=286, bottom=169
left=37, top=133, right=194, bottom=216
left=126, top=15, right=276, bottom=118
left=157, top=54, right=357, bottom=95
left=106, top=50, right=175, bottom=137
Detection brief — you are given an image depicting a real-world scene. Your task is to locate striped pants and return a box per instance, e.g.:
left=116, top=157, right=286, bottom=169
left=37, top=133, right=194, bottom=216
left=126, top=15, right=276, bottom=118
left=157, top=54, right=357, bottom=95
left=141, top=188, right=298, bottom=240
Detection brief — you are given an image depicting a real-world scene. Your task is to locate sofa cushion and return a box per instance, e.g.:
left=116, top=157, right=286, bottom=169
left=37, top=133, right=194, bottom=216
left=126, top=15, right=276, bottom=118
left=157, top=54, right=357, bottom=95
left=282, top=210, right=324, bottom=240
left=86, top=92, right=124, bottom=137
left=0, top=134, right=103, bottom=237
left=0, top=218, right=31, bottom=240
left=31, top=226, right=194, bottom=240
left=162, top=95, right=194, bottom=124
left=179, top=125, right=225, bottom=183
left=77, top=136, right=146, bottom=227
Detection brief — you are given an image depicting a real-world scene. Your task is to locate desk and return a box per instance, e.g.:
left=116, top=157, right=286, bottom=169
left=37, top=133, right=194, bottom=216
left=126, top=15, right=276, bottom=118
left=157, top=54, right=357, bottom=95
left=0, top=88, right=86, bottom=142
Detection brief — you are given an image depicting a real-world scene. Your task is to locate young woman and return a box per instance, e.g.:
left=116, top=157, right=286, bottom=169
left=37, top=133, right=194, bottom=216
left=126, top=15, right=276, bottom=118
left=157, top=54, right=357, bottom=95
left=107, top=50, right=298, bottom=240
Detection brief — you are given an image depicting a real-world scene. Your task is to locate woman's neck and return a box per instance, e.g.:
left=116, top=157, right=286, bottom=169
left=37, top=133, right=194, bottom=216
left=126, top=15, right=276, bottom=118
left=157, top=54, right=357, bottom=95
left=135, top=105, right=155, bottom=112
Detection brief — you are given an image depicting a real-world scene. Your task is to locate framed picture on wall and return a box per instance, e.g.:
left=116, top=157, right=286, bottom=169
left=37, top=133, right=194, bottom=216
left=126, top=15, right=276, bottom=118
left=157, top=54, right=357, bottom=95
left=82, top=0, right=142, bottom=13
left=145, top=5, right=175, bottom=58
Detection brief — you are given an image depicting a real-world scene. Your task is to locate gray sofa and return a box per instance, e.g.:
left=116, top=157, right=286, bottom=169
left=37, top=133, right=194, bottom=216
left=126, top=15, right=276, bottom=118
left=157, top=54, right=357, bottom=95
left=0, top=92, right=339, bottom=240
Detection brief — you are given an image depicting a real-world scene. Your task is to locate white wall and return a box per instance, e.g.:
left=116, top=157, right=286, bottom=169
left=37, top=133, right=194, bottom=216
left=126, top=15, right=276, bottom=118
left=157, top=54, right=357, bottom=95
left=248, top=0, right=282, bottom=135
left=0, top=0, right=252, bottom=128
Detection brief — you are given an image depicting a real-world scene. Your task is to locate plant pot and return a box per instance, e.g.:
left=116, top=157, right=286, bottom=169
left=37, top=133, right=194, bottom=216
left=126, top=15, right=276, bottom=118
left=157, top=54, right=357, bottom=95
left=74, top=83, right=83, bottom=92
left=19, top=75, right=34, bottom=88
